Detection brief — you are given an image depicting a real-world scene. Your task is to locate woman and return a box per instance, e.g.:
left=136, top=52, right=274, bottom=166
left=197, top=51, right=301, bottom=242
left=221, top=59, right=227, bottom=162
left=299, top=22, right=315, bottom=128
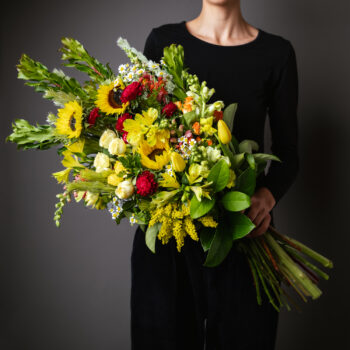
left=131, top=0, right=299, bottom=349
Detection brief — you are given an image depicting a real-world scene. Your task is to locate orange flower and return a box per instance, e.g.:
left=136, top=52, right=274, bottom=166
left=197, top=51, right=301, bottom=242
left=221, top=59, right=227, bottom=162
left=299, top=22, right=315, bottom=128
left=207, top=139, right=213, bottom=146
left=174, top=101, right=182, bottom=110
left=196, top=136, right=201, bottom=142
left=182, top=96, right=194, bottom=113
left=192, top=122, right=201, bottom=135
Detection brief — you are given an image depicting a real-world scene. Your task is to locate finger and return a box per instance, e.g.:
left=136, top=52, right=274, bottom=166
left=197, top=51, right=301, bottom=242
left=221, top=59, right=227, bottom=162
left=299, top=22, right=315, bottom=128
left=245, top=201, right=260, bottom=222
left=249, top=213, right=271, bottom=238
left=252, top=207, right=266, bottom=227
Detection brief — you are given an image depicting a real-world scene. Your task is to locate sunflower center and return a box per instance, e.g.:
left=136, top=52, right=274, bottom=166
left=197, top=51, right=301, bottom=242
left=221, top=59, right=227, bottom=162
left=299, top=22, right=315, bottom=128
left=108, top=88, right=123, bottom=109
left=148, top=148, right=164, bottom=161
left=69, top=112, right=76, bottom=131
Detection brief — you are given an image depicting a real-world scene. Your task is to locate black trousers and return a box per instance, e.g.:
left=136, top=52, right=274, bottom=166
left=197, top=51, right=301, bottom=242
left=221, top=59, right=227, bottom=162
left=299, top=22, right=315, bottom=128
left=130, top=212, right=279, bottom=350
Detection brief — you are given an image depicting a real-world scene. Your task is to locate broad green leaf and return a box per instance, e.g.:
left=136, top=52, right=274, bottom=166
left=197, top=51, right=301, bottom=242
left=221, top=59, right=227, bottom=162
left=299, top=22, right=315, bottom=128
left=253, top=153, right=281, bottom=163
left=231, top=153, right=245, bottom=169
left=221, top=191, right=251, bottom=212
left=145, top=223, right=162, bottom=253
left=182, top=111, right=197, bottom=127
left=228, top=212, right=256, bottom=240
left=207, top=158, right=230, bottom=192
left=223, top=103, right=237, bottom=132
left=199, top=227, right=216, bottom=252
left=203, top=222, right=233, bottom=267
left=236, top=167, right=256, bottom=196
left=238, top=140, right=259, bottom=154
left=190, top=196, right=215, bottom=219
left=246, top=153, right=256, bottom=170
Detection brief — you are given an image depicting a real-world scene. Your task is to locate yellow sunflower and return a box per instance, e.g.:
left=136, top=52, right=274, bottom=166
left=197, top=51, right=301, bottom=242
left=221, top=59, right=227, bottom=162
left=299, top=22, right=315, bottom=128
left=95, top=78, right=129, bottom=115
left=55, top=101, right=83, bottom=138
left=138, top=139, right=171, bottom=170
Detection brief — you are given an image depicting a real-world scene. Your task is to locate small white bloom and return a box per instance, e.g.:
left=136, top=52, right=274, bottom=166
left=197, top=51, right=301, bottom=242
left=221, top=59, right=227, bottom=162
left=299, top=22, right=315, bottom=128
left=115, top=180, right=134, bottom=199
left=93, top=152, right=110, bottom=173
left=129, top=214, right=138, bottom=226
left=99, top=129, right=117, bottom=148
left=108, top=138, right=126, bottom=155
left=207, top=146, right=221, bottom=163
left=118, top=64, right=128, bottom=74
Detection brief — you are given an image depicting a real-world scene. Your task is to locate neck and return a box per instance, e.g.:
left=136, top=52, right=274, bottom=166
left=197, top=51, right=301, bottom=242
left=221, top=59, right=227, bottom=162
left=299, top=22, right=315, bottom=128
left=190, top=1, right=255, bottom=43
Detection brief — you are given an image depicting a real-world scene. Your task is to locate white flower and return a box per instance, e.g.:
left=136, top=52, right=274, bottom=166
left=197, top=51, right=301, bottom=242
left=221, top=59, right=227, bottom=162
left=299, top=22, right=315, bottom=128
left=129, top=214, right=138, bottom=226
left=136, top=68, right=144, bottom=75
left=93, top=152, right=110, bottom=173
left=125, top=72, right=134, bottom=81
left=99, top=129, right=117, bottom=148
left=85, top=192, right=99, bottom=207
left=118, top=64, right=128, bottom=74
left=207, top=146, right=221, bottom=163
left=115, top=180, right=134, bottom=199
left=108, top=138, right=126, bottom=155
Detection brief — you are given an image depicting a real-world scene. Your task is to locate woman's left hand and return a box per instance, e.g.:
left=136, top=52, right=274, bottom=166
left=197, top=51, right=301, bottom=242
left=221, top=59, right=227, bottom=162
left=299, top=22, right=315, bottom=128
left=243, top=187, right=276, bottom=238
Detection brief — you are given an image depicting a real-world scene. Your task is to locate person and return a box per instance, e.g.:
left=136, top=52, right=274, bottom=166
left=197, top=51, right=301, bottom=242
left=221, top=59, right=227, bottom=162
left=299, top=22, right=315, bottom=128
left=130, top=0, right=299, bottom=349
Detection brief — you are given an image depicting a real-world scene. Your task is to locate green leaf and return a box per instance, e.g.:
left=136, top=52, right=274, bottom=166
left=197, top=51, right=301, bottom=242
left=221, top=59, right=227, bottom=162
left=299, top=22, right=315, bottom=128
left=223, top=103, right=237, bottom=132
left=182, top=111, right=197, bottom=127
left=246, top=153, right=256, bottom=170
left=199, top=227, right=215, bottom=252
left=231, top=153, right=245, bottom=169
left=145, top=223, right=162, bottom=253
left=207, top=158, right=230, bottom=192
left=221, top=191, right=251, bottom=212
left=190, top=196, right=216, bottom=219
left=238, top=140, right=259, bottom=154
left=236, top=167, right=256, bottom=196
left=253, top=153, right=281, bottom=163
left=203, top=222, right=233, bottom=267
left=228, top=212, right=256, bottom=240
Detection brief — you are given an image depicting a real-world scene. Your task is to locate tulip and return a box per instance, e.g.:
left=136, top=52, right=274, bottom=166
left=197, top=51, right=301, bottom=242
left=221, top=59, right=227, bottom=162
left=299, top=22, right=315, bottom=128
left=170, top=152, right=186, bottom=172
left=217, top=120, right=232, bottom=144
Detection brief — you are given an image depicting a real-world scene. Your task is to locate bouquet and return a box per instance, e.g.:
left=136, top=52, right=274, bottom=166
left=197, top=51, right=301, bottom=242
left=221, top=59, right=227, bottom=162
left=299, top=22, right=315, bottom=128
left=6, top=37, right=333, bottom=311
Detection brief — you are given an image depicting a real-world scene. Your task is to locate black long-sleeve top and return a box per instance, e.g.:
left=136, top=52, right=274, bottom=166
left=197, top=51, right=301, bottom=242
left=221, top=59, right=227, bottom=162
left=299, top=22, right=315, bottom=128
left=142, top=20, right=299, bottom=206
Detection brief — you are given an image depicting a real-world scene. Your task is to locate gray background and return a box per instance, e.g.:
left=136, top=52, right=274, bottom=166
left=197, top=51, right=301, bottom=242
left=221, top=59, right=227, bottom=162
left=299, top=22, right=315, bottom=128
left=1, top=0, right=349, bottom=349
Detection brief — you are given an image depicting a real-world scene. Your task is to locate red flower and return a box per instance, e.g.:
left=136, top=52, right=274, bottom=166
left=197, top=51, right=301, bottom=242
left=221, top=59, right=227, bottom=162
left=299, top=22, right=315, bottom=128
left=116, top=113, right=133, bottom=132
left=213, top=110, right=223, bottom=121
left=120, top=82, right=143, bottom=103
left=87, top=108, right=100, bottom=126
left=122, top=131, right=128, bottom=144
left=136, top=171, right=158, bottom=197
left=162, top=102, right=177, bottom=117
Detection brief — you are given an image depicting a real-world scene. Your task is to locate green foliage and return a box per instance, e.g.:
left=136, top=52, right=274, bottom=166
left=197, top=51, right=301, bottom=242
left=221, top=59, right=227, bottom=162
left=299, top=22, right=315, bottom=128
left=229, top=212, right=255, bottom=240
left=54, top=192, right=69, bottom=227
left=145, top=223, right=162, bottom=253
left=223, top=103, right=237, bottom=132
left=207, top=158, right=230, bottom=192
left=182, top=111, right=197, bottom=128
left=199, top=227, right=215, bottom=252
left=238, top=140, right=259, bottom=153
left=17, top=54, right=87, bottom=100
left=235, top=167, right=256, bottom=196
left=6, top=119, right=60, bottom=150
left=162, top=44, right=187, bottom=99
left=203, top=220, right=233, bottom=267
left=221, top=191, right=251, bottom=212
left=118, top=153, right=142, bottom=174
left=190, top=195, right=215, bottom=219
left=60, top=37, right=114, bottom=83
left=66, top=180, right=115, bottom=194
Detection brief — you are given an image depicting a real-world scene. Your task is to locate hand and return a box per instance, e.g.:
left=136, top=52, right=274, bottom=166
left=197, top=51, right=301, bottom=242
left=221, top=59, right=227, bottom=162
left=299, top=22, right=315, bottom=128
left=242, top=187, right=276, bottom=238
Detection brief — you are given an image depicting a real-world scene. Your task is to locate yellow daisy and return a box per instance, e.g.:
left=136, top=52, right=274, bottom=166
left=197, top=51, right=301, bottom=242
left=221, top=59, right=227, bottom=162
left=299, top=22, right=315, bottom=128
left=55, top=101, right=83, bottom=138
left=95, top=79, right=129, bottom=115
left=138, top=139, right=171, bottom=170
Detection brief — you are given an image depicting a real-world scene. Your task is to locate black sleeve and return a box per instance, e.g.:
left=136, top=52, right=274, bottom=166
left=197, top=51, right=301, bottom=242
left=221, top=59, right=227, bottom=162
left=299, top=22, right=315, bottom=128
left=261, top=41, right=299, bottom=206
left=143, top=29, right=163, bottom=61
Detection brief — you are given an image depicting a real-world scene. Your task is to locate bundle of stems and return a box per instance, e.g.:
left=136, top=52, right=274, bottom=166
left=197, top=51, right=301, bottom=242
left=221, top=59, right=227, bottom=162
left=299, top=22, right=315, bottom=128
left=238, top=225, right=333, bottom=312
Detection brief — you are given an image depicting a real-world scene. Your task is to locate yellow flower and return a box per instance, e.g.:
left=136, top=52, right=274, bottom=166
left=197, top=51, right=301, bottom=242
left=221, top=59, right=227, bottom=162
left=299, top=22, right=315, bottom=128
left=170, top=152, right=186, bottom=172
left=93, top=152, right=110, bottom=173
left=159, top=172, right=180, bottom=189
left=114, top=161, right=126, bottom=175
left=217, top=120, right=232, bottom=144
left=55, top=101, right=83, bottom=138
left=52, top=168, right=71, bottom=184
left=197, top=215, right=218, bottom=228
left=138, top=139, right=171, bottom=170
left=123, top=107, right=157, bottom=146
left=200, top=117, right=217, bottom=136
left=107, top=173, right=123, bottom=186
left=95, top=79, right=129, bottom=115
left=227, top=169, right=236, bottom=188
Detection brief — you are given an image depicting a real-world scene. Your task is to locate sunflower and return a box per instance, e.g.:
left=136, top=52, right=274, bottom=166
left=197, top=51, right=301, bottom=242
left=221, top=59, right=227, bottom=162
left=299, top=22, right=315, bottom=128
left=95, top=78, right=129, bottom=115
left=55, top=101, right=83, bottom=138
left=138, top=138, right=171, bottom=170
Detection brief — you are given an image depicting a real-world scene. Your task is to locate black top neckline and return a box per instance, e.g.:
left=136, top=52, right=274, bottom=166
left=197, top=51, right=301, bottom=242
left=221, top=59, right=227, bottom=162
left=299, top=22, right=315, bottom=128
left=179, top=20, right=263, bottom=49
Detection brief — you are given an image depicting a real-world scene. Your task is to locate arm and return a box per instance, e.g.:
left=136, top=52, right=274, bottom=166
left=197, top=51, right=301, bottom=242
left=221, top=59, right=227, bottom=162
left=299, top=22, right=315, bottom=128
left=246, top=41, right=299, bottom=237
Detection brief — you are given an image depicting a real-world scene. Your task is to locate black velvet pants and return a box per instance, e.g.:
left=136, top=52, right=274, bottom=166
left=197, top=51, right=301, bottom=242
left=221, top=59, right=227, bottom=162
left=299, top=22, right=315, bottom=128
left=130, top=212, right=279, bottom=350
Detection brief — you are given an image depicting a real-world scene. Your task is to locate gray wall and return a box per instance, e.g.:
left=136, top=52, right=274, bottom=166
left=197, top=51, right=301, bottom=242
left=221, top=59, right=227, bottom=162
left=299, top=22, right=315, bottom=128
left=1, top=0, right=349, bottom=349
